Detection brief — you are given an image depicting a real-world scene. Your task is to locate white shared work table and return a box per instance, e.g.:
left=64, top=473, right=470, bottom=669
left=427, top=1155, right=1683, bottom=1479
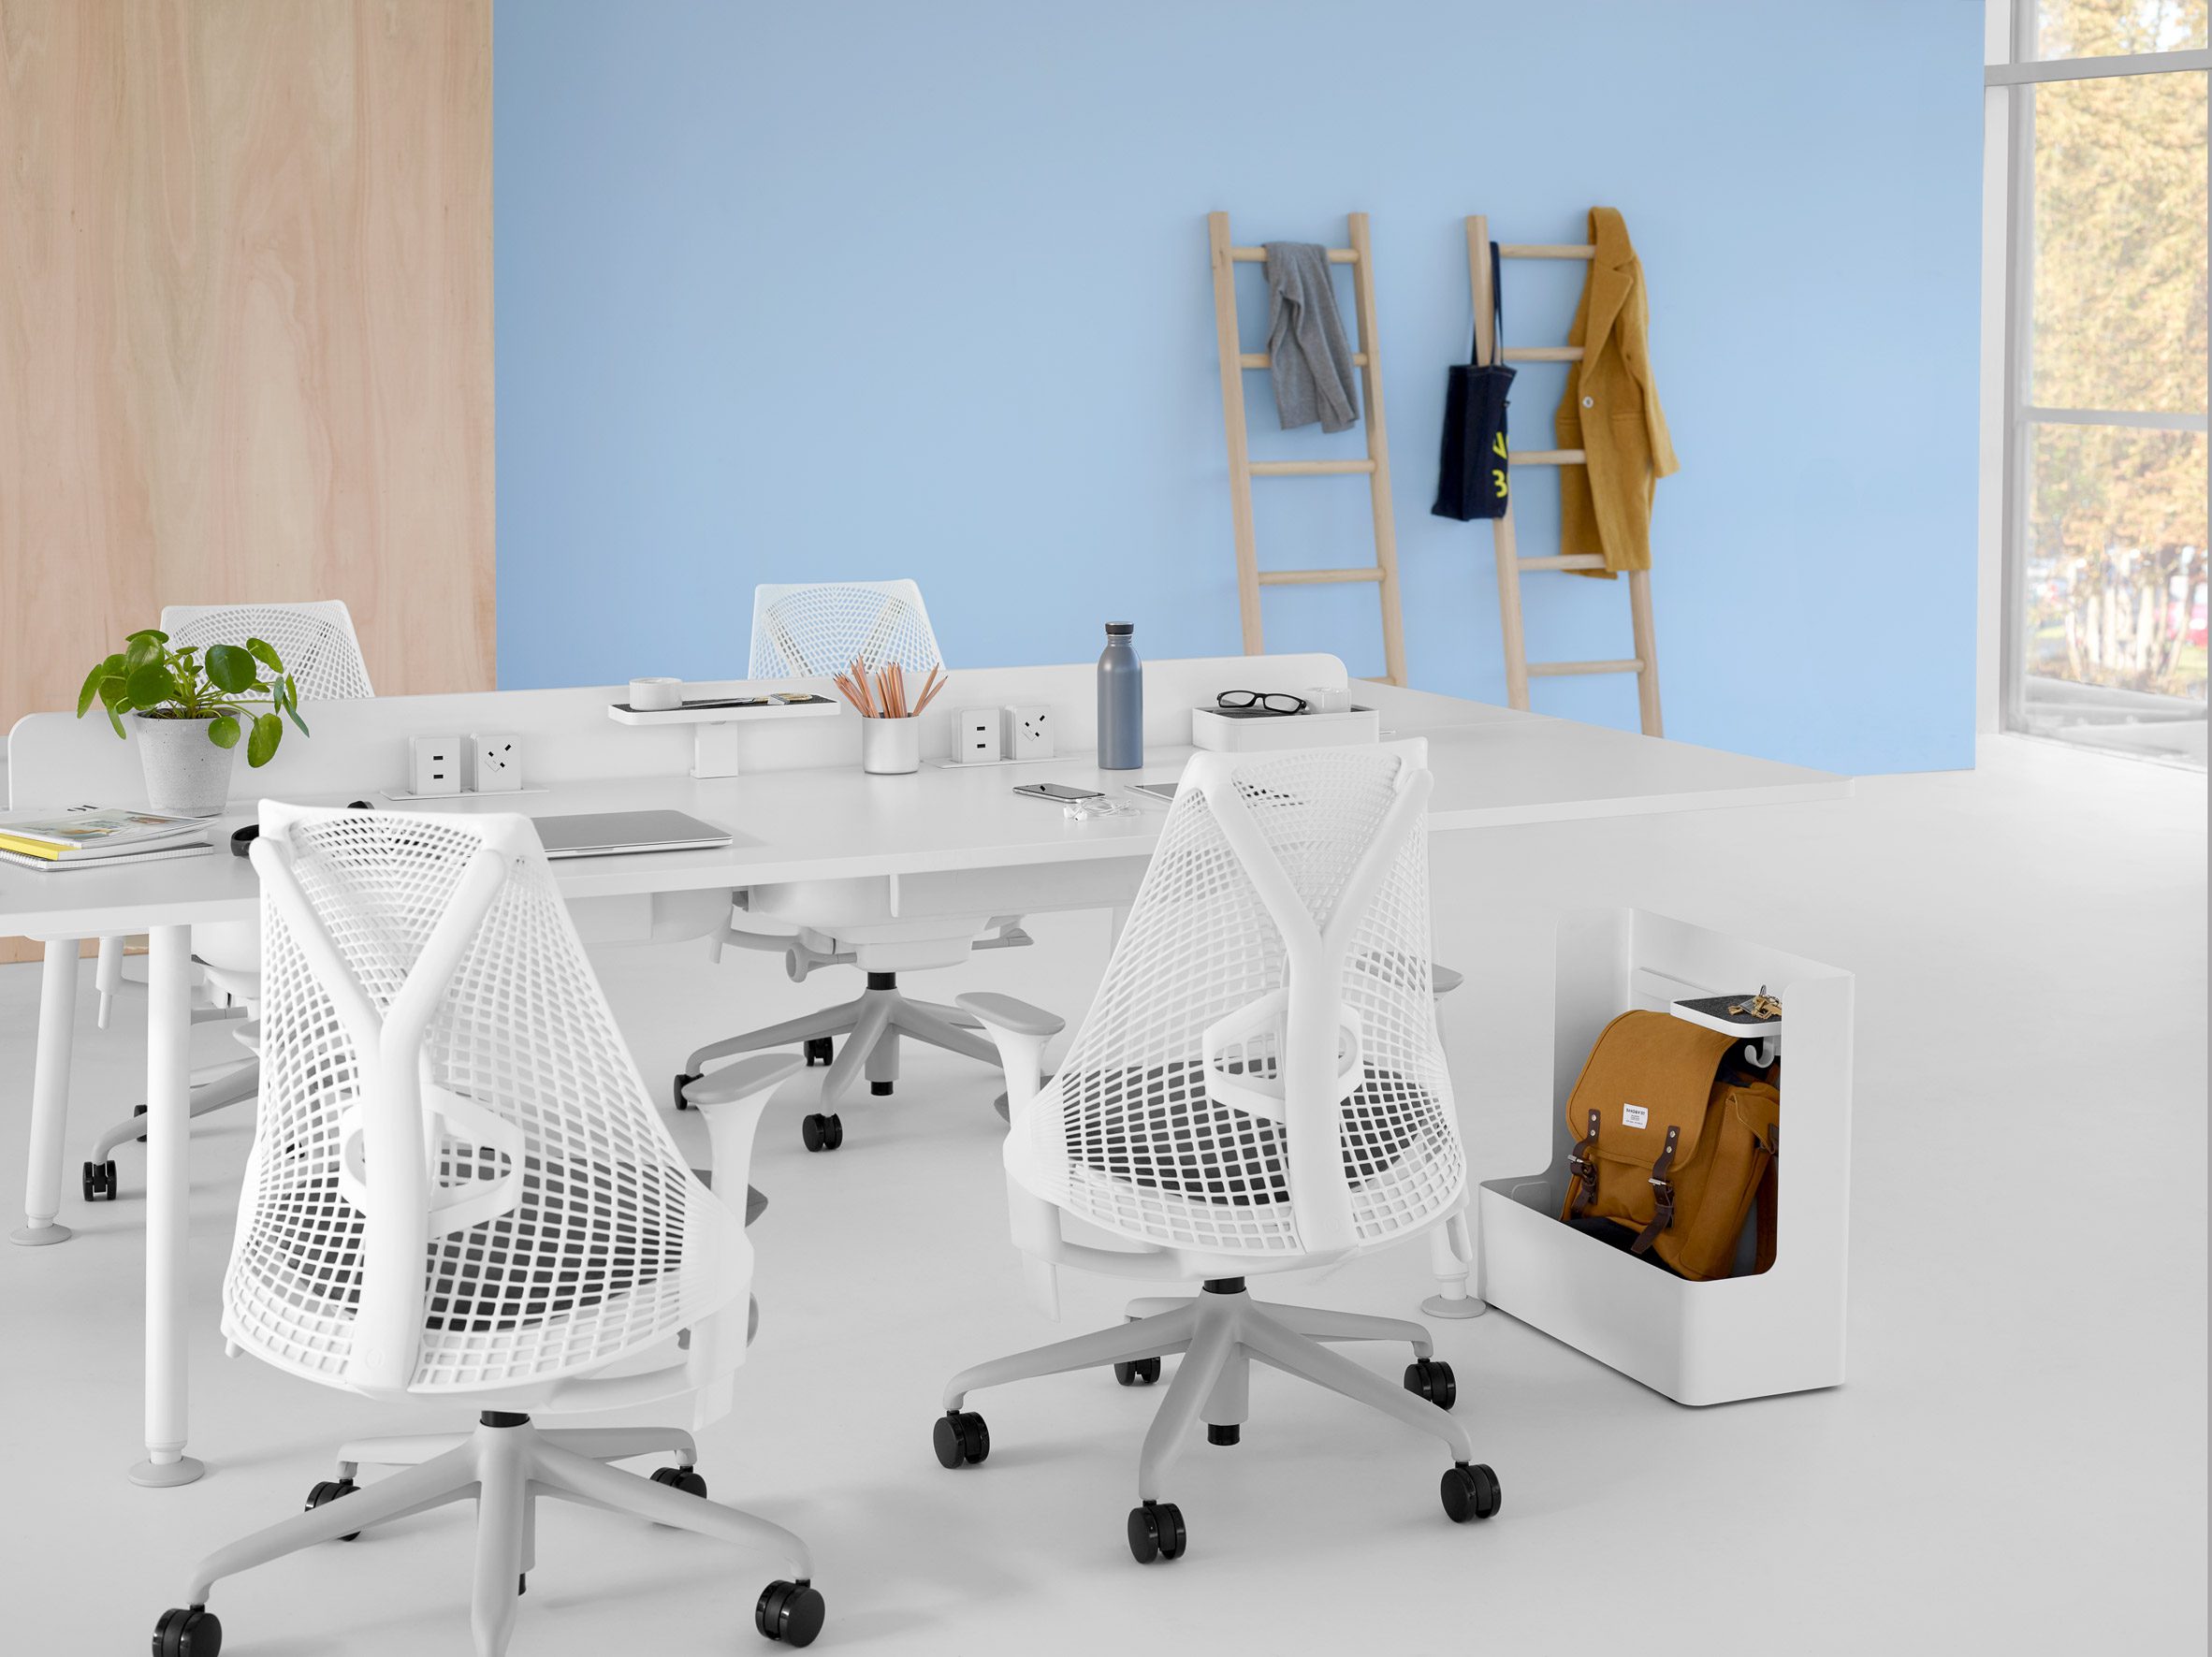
left=2, top=655, right=1847, bottom=1487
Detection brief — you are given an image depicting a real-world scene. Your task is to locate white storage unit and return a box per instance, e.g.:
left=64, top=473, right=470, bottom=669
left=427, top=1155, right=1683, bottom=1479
left=1477, top=908, right=1854, bottom=1406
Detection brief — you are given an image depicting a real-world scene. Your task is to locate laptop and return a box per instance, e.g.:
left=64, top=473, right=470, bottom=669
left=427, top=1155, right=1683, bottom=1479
left=533, top=809, right=733, bottom=860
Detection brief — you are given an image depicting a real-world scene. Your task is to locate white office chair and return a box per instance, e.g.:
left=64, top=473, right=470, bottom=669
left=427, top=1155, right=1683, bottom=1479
left=150, top=804, right=823, bottom=1657
left=677, top=579, right=1021, bottom=1150
left=80, top=600, right=375, bottom=1204
left=933, top=742, right=1500, bottom=1562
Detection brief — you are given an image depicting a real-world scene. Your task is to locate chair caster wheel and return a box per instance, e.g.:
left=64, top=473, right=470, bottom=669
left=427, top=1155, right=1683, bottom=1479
left=673, top=1070, right=701, bottom=1111
left=650, top=1464, right=707, bottom=1498
left=1113, top=1357, right=1161, bottom=1386
left=869, top=1080, right=894, bottom=1097
left=800, top=1112, right=844, bottom=1153
left=933, top=1409, right=989, bottom=1468
left=1206, top=1423, right=1240, bottom=1446
left=517, top=1574, right=527, bottom=1595
left=153, top=1606, right=223, bottom=1656
left=1404, top=1357, right=1457, bottom=1410
left=803, top=1037, right=834, bottom=1067
left=1440, top=1461, right=1502, bottom=1522
left=755, top=1577, right=825, bottom=1647
left=1127, top=1500, right=1186, bottom=1563
left=82, top=1158, right=118, bottom=1202
left=305, top=1476, right=363, bottom=1540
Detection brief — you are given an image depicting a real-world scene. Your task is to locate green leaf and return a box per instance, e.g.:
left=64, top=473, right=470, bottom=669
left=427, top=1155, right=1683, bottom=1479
left=207, top=715, right=242, bottom=749
left=103, top=700, right=127, bottom=740
left=124, top=628, right=169, bottom=647
left=246, top=712, right=284, bottom=767
left=124, top=633, right=164, bottom=672
left=204, top=643, right=256, bottom=693
left=244, top=637, right=284, bottom=676
left=284, top=697, right=310, bottom=736
left=125, top=661, right=178, bottom=708
left=97, top=673, right=129, bottom=711
left=77, top=661, right=112, bottom=718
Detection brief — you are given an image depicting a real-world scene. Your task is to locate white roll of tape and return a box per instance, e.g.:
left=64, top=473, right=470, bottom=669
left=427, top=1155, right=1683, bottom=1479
left=630, top=676, right=683, bottom=711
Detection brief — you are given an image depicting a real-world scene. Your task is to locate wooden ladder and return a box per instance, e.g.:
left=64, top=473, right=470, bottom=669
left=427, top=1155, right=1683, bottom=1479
left=1468, top=214, right=1663, bottom=736
left=1208, top=211, right=1405, bottom=686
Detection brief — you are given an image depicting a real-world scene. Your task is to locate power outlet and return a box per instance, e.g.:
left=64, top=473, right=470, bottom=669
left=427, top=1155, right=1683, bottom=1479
left=408, top=734, right=461, bottom=797
left=1006, top=705, right=1054, bottom=762
left=466, top=733, right=521, bottom=792
left=957, top=707, right=1002, bottom=764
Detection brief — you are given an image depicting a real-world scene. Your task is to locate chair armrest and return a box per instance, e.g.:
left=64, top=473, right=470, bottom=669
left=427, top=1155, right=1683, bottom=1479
left=956, top=994, right=1065, bottom=1122
left=685, top=1054, right=801, bottom=1203
left=955, top=992, right=1066, bottom=1039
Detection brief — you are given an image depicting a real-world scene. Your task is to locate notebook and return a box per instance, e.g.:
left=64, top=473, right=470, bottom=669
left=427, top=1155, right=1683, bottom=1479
left=532, top=810, right=732, bottom=860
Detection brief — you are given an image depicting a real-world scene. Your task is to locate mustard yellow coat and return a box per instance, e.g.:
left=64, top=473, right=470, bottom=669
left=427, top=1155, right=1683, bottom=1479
left=1554, top=208, right=1678, bottom=576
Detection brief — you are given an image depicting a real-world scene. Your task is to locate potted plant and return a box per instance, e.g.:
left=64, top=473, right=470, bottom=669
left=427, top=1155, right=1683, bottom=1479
left=77, top=630, right=310, bottom=816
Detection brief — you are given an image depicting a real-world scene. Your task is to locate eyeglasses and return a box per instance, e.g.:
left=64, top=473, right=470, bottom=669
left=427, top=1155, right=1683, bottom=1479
left=1216, top=690, right=1308, bottom=716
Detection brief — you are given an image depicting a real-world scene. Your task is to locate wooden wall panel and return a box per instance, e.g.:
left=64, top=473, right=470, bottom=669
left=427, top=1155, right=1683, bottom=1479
left=0, top=0, right=493, bottom=960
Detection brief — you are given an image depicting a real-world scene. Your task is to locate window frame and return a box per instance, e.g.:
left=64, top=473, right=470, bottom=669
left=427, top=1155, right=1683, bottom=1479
left=1980, top=1, right=2211, bottom=739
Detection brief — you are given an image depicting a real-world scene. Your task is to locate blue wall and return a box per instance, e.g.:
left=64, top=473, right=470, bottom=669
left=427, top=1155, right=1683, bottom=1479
left=495, top=0, right=1984, bottom=774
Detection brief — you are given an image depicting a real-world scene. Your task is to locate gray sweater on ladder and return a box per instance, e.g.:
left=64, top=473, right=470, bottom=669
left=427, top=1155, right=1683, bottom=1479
left=1262, top=242, right=1361, bottom=434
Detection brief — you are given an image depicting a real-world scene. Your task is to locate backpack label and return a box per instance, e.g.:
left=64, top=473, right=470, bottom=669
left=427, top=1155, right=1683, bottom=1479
left=1622, top=1103, right=1650, bottom=1128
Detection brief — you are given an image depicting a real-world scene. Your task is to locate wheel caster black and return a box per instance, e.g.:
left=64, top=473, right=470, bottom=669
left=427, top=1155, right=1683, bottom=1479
left=1404, top=1357, right=1457, bottom=1410
left=1127, top=1500, right=1186, bottom=1563
left=1206, top=1423, right=1240, bottom=1446
left=673, top=1070, right=701, bottom=1111
left=82, top=1158, right=117, bottom=1202
left=305, top=1475, right=363, bottom=1540
left=869, top=1080, right=894, bottom=1097
left=517, top=1574, right=527, bottom=1596
left=800, top=1112, right=844, bottom=1153
left=755, top=1578, right=825, bottom=1647
left=153, top=1606, right=223, bottom=1656
left=650, top=1464, right=708, bottom=1498
left=1440, top=1461, right=1502, bottom=1522
left=1113, top=1357, right=1162, bottom=1387
left=134, top=1102, right=149, bottom=1144
left=803, top=1037, right=834, bottom=1067
left=932, top=1409, right=989, bottom=1468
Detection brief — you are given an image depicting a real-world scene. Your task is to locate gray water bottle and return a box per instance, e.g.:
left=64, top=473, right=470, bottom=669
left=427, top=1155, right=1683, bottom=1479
left=1097, top=622, right=1142, bottom=770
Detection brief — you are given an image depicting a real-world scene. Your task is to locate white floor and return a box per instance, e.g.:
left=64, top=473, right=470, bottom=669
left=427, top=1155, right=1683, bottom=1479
left=1, top=737, right=2203, bottom=1656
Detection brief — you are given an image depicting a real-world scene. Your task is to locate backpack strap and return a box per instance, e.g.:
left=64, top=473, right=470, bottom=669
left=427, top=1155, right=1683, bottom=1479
left=1627, top=1123, right=1681, bottom=1256
left=1564, top=1108, right=1601, bottom=1218
left=1754, top=1123, right=1780, bottom=1274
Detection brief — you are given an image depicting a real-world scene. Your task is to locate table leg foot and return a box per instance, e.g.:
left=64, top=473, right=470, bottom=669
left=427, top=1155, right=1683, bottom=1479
left=8, top=1222, right=73, bottom=1246
left=1421, top=1293, right=1488, bottom=1319
left=129, top=1455, right=206, bottom=1489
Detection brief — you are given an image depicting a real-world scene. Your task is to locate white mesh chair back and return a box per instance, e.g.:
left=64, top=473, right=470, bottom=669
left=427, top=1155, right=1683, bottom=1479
left=162, top=599, right=375, bottom=700
left=1006, top=741, right=1463, bottom=1263
left=748, top=580, right=942, bottom=678
left=225, top=804, right=745, bottom=1401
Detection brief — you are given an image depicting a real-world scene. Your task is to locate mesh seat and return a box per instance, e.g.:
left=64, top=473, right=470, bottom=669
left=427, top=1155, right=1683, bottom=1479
left=163, top=598, right=376, bottom=699
left=1007, top=746, right=1463, bottom=1264
left=684, top=580, right=1010, bottom=1145
left=171, top=805, right=821, bottom=1654
left=227, top=808, right=738, bottom=1396
left=940, top=743, right=1496, bottom=1557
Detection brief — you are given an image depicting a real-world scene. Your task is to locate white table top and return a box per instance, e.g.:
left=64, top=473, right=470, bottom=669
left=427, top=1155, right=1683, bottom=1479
left=0, top=679, right=1847, bottom=938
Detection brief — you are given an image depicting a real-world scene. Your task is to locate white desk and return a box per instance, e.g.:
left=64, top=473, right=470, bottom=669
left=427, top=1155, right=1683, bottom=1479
left=3, top=655, right=1847, bottom=1483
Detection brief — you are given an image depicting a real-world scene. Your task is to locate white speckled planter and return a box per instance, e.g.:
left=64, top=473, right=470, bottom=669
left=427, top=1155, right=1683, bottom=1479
left=131, top=714, right=239, bottom=817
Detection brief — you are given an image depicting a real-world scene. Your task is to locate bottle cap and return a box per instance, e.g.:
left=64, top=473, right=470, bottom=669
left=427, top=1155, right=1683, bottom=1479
left=1105, top=622, right=1133, bottom=635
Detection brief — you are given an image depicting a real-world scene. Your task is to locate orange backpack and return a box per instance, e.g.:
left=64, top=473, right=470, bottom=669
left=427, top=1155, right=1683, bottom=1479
left=1559, top=1010, right=1779, bottom=1282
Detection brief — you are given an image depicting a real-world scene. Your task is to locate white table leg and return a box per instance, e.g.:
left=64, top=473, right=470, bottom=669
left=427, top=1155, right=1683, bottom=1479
left=11, top=938, right=81, bottom=1246
left=130, top=924, right=203, bottom=1487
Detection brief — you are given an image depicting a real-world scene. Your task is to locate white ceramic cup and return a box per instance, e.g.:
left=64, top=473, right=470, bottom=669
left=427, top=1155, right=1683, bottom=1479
left=1305, top=686, right=1351, bottom=715
left=861, top=717, right=921, bottom=776
left=629, top=676, right=683, bottom=711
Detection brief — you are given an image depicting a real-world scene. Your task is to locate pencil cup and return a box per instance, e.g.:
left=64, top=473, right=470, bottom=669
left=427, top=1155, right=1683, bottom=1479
left=861, top=717, right=921, bottom=776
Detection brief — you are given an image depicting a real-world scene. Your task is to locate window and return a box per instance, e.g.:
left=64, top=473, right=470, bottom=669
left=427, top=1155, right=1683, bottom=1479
left=1990, top=1, right=2210, bottom=766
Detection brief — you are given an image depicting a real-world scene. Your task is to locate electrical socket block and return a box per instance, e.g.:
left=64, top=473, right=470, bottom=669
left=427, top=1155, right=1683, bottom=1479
left=466, top=733, right=522, bottom=792
left=408, top=734, right=462, bottom=796
left=957, top=708, right=1002, bottom=763
left=1006, top=705, right=1054, bottom=762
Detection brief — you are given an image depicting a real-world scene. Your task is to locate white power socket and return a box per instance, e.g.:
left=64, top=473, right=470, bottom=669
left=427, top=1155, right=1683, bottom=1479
left=1006, top=705, right=1054, bottom=762
left=408, top=734, right=461, bottom=796
left=467, top=734, right=521, bottom=792
left=957, top=708, right=1002, bottom=764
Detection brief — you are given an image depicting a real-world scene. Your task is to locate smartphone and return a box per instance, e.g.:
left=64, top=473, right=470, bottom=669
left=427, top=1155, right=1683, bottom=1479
left=1125, top=782, right=1179, bottom=805
left=1014, top=782, right=1105, bottom=803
